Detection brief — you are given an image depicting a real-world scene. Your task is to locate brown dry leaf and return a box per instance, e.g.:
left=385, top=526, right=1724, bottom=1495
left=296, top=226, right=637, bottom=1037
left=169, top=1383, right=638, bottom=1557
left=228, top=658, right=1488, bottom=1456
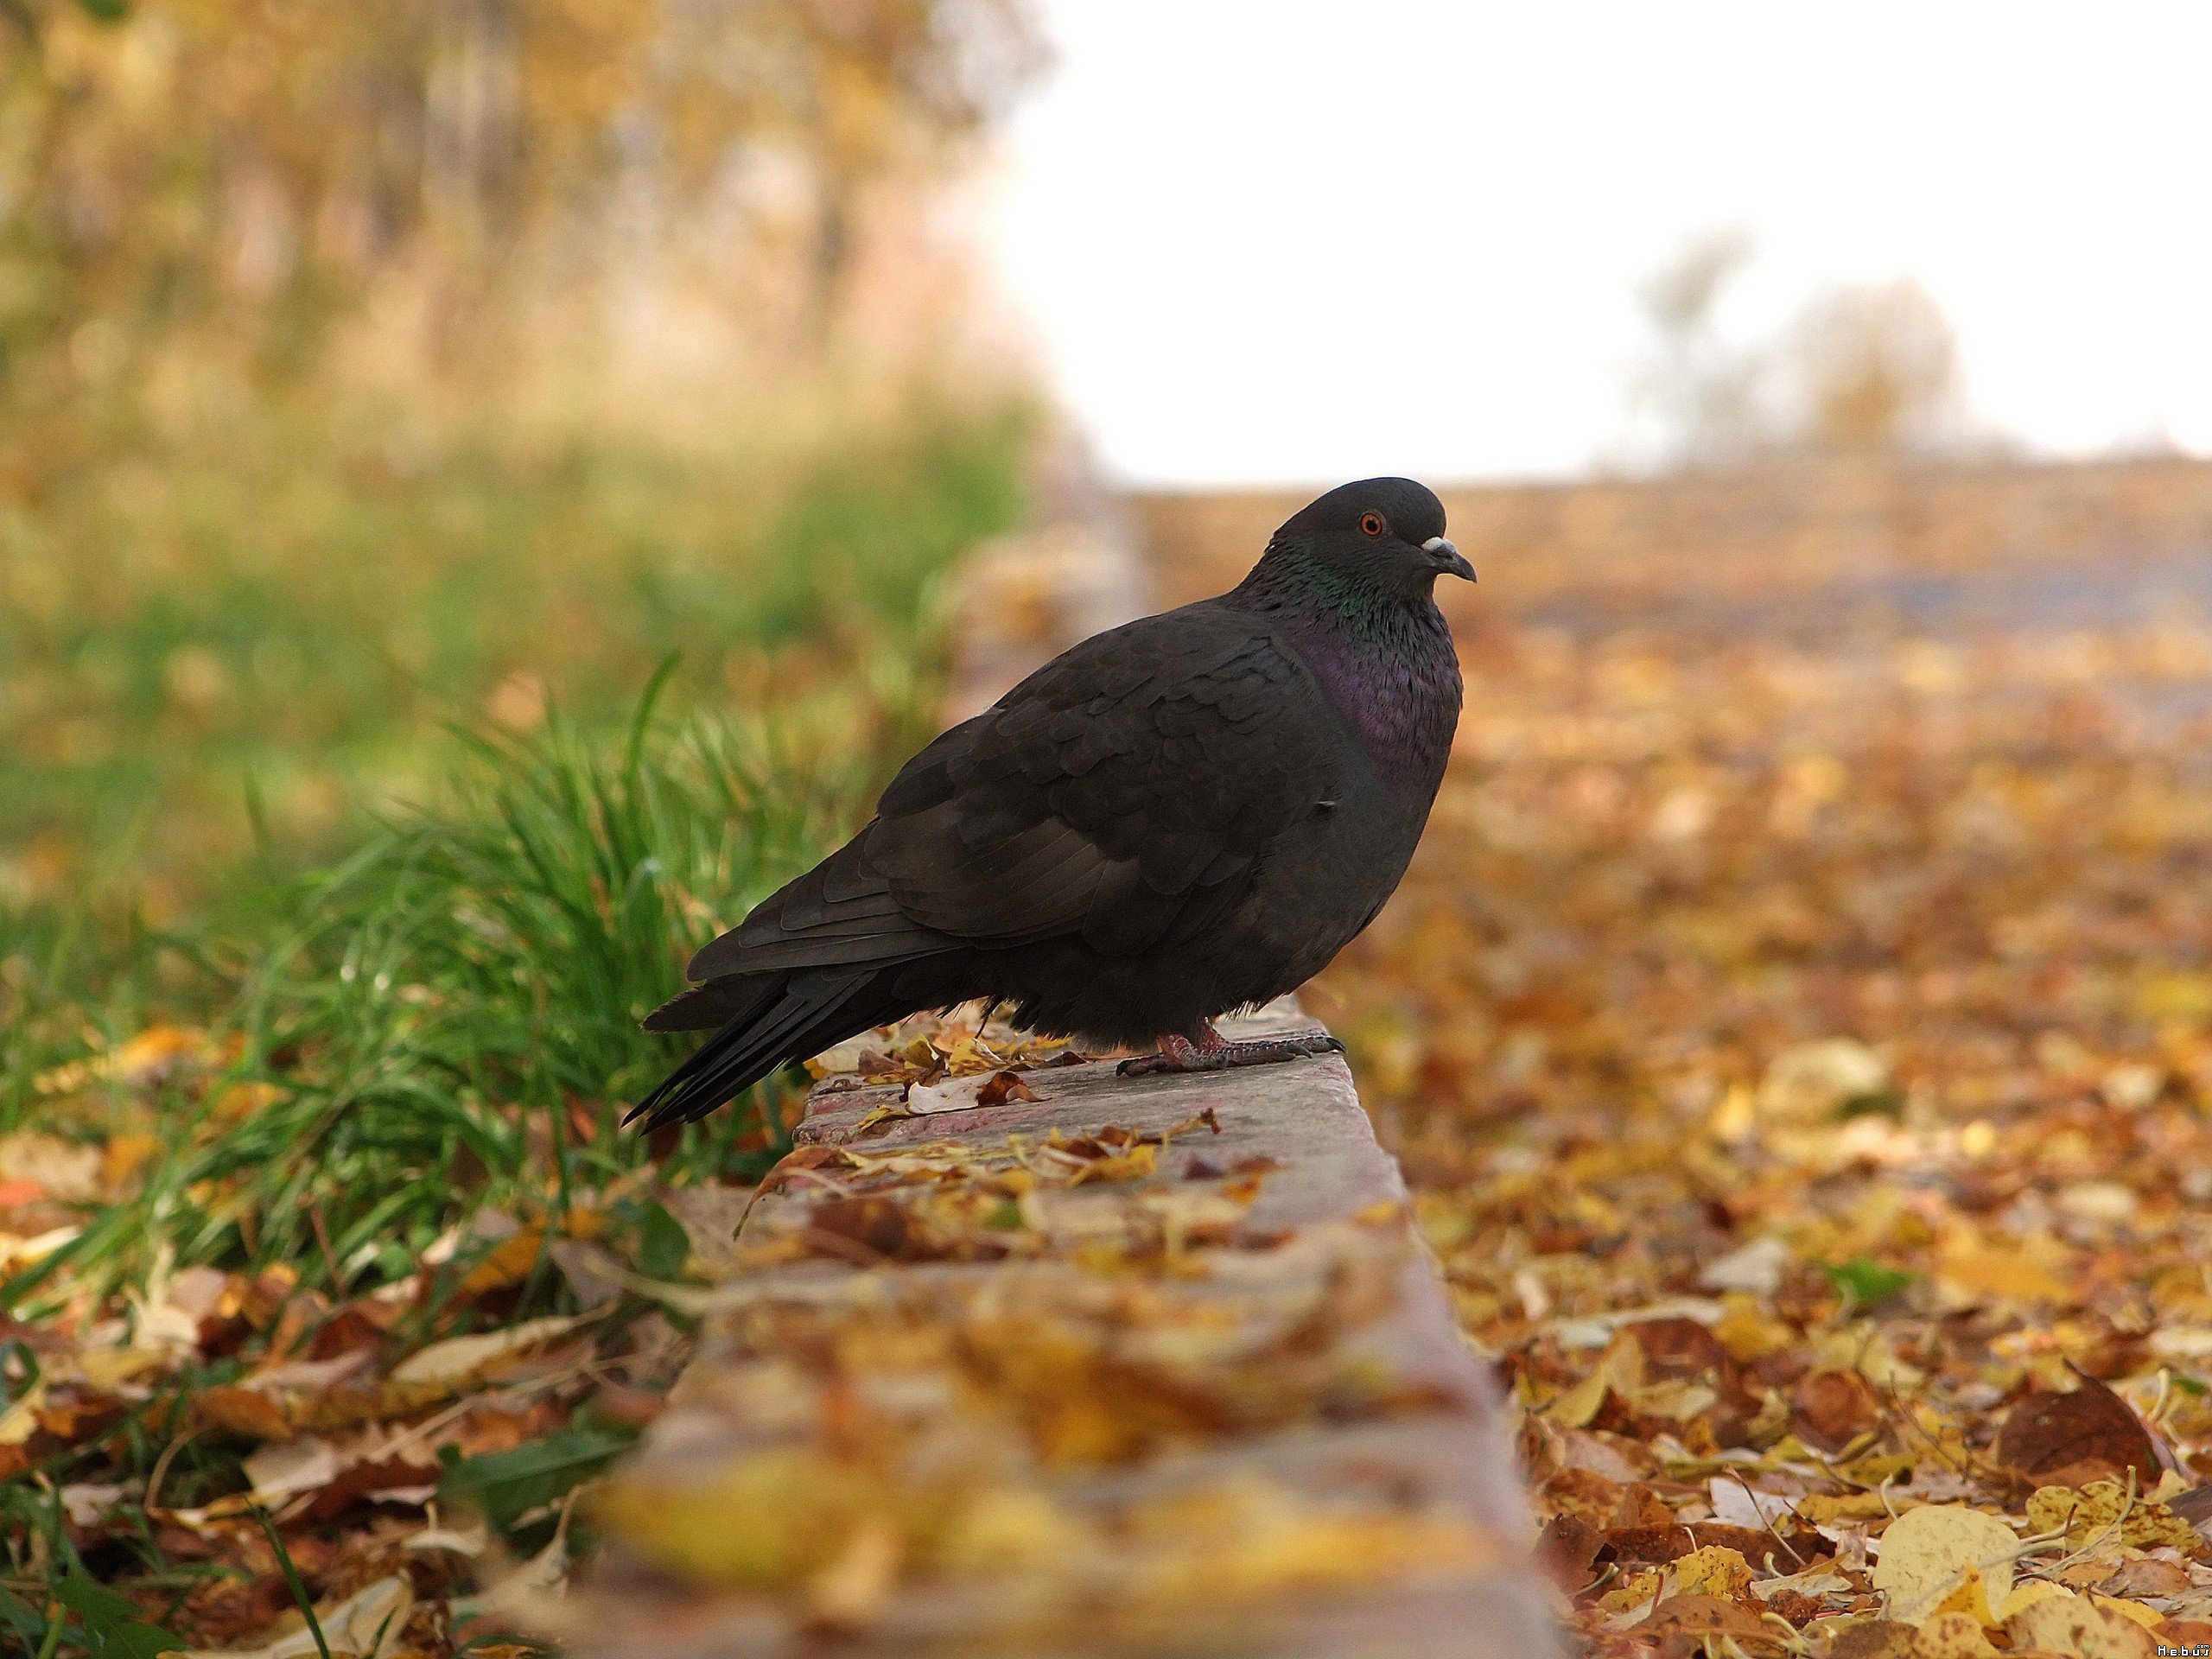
left=1541, top=1466, right=1671, bottom=1530
left=179, top=1573, right=414, bottom=1659
left=1993, top=1373, right=2162, bottom=1490
left=975, top=1070, right=1039, bottom=1109
left=806, top=1195, right=921, bottom=1261
left=1634, top=1592, right=1784, bottom=1650
left=194, top=1385, right=295, bottom=1440
left=2101, top=1554, right=2191, bottom=1597
left=290, top=1452, right=440, bottom=1522
left=1823, top=1622, right=1917, bottom=1659
left=1792, top=1366, right=1882, bottom=1452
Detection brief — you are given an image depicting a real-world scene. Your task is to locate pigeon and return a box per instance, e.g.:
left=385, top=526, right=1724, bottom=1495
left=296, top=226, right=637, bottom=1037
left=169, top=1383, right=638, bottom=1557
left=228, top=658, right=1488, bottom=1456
left=630, top=477, right=1473, bottom=1130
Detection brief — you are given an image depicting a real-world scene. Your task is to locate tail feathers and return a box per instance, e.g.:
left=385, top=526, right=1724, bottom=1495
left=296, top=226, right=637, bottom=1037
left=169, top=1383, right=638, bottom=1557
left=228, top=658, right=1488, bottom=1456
left=628, top=969, right=874, bottom=1132
left=641, top=976, right=774, bottom=1033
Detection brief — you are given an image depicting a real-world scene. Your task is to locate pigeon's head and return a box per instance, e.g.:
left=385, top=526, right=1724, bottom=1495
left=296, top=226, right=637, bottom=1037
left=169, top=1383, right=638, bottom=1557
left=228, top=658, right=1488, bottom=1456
left=1268, top=478, right=1473, bottom=602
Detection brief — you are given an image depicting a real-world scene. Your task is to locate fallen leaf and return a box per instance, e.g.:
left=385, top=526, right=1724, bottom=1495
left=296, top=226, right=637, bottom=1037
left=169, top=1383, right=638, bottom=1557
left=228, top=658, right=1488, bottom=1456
left=1994, top=1373, right=2162, bottom=1491
left=241, top=1436, right=342, bottom=1505
left=2003, top=1586, right=2158, bottom=1658
left=181, top=1573, right=413, bottom=1659
left=0, top=1133, right=100, bottom=1201
left=1792, top=1367, right=1881, bottom=1451
left=1662, top=1543, right=1752, bottom=1600
left=1699, top=1235, right=1789, bottom=1294
left=1868, top=1503, right=2018, bottom=1624
left=1634, top=1592, right=1782, bottom=1649
left=1910, top=1610, right=1997, bottom=1657
left=101, top=1133, right=160, bottom=1189
left=1823, top=1621, right=1916, bottom=1659
left=195, top=1386, right=295, bottom=1440
left=2026, top=1479, right=2202, bottom=1551
left=1758, top=1038, right=1887, bottom=1122
left=388, top=1313, right=582, bottom=1388
left=975, top=1070, right=1039, bottom=1109
left=1936, top=1240, right=2072, bottom=1305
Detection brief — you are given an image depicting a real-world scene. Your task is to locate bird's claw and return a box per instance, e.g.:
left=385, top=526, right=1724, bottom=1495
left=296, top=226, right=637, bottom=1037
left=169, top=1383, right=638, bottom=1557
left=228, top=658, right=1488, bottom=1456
left=1117, top=1051, right=1217, bottom=1077
left=1117, top=1032, right=1345, bottom=1077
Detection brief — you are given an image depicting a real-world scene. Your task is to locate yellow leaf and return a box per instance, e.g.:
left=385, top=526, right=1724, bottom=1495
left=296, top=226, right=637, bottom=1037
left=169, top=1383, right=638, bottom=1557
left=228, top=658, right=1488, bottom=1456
left=1712, top=1297, right=1795, bottom=1361
left=1924, top=1564, right=2002, bottom=1627
left=1870, top=1503, right=2018, bottom=1624
left=0, top=1382, right=46, bottom=1446
left=2026, top=1480, right=2201, bottom=1552
left=1997, top=1579, right=2068, bottom=1621
left=2089, top=1592, right=2165, bottom=1632
left=804, top=1515, right=904, bottom=1625
left=1664, top=1544, right=1752, bottom=1601
left=1595, top=1566, right=1663, bottom=1613
left=111, top=1026, right=210, bottom=1084
left=457, top=1229, right=546, bottom=1296
left=1799, top=1491, right=1907, bottom=1526
left=208, top=1080, right=285, bottom=1125
left=101, top=1133, right=160, bottom=1188
left=1910, top=1610, right=1997, bottom=1657
left=389, top=1313, right=581, bottom=1388
left=2004, top=1587, right=2158, bottom=1658
left=1936, top=1240, right=2071, bottom=1304
left=1543, top=1332, right=1643, bottom=1428
left=79, top=1346, right=169, bottom=1389
left=593, top=1448, right=894, bottom=1588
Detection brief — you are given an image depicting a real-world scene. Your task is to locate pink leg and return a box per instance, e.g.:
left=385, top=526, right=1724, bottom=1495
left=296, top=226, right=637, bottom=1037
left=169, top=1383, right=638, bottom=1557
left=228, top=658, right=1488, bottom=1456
left=1116, top=1018, right=1345, bottom=1077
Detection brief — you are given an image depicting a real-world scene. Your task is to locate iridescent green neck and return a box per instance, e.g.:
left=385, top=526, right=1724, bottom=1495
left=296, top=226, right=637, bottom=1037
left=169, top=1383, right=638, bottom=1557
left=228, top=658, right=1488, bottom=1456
left=1236, top=539, right=1402, bottom=639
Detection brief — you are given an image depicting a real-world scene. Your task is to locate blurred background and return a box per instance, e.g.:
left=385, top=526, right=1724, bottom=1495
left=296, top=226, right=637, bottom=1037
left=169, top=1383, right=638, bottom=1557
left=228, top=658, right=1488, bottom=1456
left=15, top=0, right=2211, bottom=924
left=11, top=3, right=2212, bottom=1653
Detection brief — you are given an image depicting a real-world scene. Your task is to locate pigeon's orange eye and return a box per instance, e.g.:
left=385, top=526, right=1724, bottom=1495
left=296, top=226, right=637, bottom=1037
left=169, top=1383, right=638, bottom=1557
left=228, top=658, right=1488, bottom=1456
left=1359, top=512, right=1386, bottom=538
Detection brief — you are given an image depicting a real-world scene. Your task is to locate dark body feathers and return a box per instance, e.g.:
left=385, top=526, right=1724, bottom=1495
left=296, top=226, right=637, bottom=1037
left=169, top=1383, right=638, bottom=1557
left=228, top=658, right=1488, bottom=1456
left=632, top=478, right=1469, bottom=1129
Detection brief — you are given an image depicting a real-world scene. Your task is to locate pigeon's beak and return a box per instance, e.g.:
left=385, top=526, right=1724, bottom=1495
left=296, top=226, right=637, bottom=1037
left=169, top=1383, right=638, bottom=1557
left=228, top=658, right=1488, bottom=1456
left=1422, top=535, right=1475, bottom=582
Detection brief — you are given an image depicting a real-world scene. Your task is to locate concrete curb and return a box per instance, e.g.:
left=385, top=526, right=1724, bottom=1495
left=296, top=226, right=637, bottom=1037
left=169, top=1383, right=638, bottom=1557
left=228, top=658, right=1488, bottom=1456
left=572, top=1008, right=1560, bottom=1657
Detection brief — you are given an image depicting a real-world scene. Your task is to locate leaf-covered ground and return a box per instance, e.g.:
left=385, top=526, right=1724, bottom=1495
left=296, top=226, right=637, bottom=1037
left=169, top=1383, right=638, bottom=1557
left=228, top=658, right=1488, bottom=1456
left=0, top=416, right=1029, bottom=1659
left=1325, top=556, right=2212, bottom=1654
left=20, top=467, right=2212, bottom=1657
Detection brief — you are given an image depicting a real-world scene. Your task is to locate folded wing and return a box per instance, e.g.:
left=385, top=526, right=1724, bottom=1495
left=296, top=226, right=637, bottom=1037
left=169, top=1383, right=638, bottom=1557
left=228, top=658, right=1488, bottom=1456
left=674, top=603, right=1344, bottom=997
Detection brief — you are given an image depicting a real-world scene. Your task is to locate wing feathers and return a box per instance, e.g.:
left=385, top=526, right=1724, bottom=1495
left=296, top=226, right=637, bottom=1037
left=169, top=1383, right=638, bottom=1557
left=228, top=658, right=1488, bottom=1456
left=663, top=601, right=1338, bottom=1007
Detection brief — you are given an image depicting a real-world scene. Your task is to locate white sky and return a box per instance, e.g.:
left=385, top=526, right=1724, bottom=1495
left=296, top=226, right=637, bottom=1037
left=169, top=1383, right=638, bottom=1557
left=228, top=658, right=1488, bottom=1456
left=984, top=1, right=2212, bottom=487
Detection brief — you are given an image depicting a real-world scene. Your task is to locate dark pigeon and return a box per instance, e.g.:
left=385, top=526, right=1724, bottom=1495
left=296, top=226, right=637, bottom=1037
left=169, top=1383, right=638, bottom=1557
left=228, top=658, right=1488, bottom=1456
left=630, top=477, right=1474, bottom=1130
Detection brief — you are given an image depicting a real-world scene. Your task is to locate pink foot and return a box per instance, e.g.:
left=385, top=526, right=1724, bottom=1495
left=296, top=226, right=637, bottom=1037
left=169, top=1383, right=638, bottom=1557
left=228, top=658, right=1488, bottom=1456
left=1116, top=1020, right=1345, bottom=1077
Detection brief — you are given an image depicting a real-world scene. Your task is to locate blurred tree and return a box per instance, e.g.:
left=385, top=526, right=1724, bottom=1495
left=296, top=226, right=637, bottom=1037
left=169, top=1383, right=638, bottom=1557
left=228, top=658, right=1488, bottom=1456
left=1789, top=276, right=1962, bottom=454
left=1628, top=226, right=1770, bottom=468
left=0, top=0, right=1042, bottom=425
left=1629, top=232, right=1971, bottom=470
